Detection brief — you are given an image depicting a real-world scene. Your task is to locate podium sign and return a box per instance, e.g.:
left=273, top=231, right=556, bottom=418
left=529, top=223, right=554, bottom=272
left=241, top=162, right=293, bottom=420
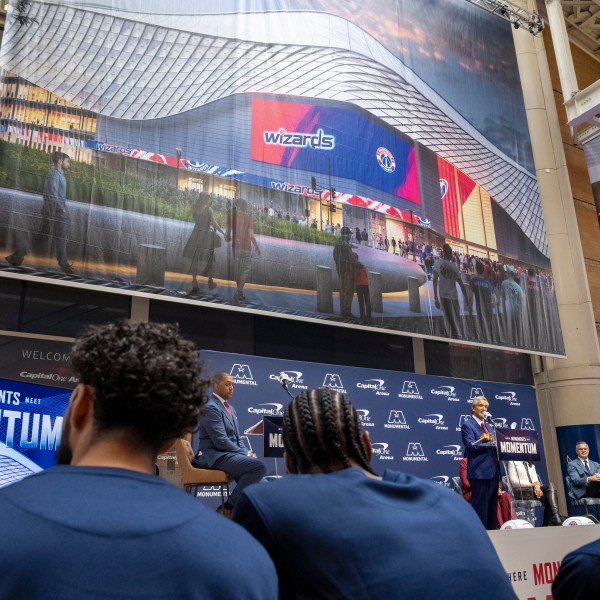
left=263, top=416, right=284, bottom=458
left=496, top=428, right=540, bottom=462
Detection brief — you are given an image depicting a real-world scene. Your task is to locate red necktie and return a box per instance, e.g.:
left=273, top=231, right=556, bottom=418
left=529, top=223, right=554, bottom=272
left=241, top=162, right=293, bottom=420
left=481, top=421, right=489, bottom=434
left=224, top=401, right=233, bottom=419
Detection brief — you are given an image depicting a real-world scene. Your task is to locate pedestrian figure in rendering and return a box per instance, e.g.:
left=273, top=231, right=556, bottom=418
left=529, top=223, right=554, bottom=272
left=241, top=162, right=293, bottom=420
left=225, top=198, right=260, bottom=305
left=352, top=252, right=371, bottom=324
left=6, top=151, right=74, bottom=274
left=182, top=192, right=224, bottom=294
left=333, top=226, right=355, bottom=319
left=433, top=243, right=471, bottom=338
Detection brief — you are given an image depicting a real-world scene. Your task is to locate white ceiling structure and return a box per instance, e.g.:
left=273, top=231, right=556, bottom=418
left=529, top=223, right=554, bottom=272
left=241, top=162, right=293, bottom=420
left=553, top=0, right=600, bottom=57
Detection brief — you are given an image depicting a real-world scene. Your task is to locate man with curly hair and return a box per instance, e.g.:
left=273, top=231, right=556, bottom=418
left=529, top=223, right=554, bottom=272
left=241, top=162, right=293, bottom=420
left=0, top=321, right=277, bottom=599
left=234, top=389, right=516, bottom=600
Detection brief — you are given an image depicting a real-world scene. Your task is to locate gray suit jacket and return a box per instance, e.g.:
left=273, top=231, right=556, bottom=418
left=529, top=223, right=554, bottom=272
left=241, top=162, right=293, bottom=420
left=568, top=457, right=600, bottom=499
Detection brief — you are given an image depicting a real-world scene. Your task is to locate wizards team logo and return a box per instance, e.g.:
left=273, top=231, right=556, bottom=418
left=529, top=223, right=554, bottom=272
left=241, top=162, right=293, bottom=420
left=376, top=147, right=396, bottom=173
left=440, top=178, right=449, bottom=199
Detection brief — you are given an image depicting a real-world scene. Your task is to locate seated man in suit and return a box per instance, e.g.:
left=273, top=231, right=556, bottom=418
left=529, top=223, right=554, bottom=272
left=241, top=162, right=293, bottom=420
left=567, top=441, right=600, bottom=499
left=196, top=372, right=266, bottom=516
left=234, top=389, right=517, bottom=600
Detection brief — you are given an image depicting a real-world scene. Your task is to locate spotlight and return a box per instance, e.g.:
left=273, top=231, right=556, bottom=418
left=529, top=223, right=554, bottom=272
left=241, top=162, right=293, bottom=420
left=465, top=0, right=545, bottom=37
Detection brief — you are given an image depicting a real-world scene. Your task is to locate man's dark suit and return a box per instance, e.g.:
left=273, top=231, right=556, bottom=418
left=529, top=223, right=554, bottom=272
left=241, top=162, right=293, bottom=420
left=568, top=457, right=600, bottom=499
left=196, top=394, right=266, bottom=506
left=461, top=416, right=499, bottom=529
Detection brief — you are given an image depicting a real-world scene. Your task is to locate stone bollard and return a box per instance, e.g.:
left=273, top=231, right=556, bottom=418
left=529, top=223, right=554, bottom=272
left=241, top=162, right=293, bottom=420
left=137, top=243, right=166, bottom=286
left=316, top=265, right=333, bottom=313
left=408, top=276, right=421, bottom=312
left=368, top=271, right=383, bottom=313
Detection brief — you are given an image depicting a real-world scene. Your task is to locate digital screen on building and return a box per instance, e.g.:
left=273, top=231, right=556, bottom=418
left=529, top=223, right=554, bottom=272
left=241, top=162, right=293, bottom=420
left=251, top=97, right=420, bottom=204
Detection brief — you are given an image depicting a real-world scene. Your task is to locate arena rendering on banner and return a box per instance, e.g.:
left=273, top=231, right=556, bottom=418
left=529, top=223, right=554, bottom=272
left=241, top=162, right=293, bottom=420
left=0, top=0, right=564, bottom=356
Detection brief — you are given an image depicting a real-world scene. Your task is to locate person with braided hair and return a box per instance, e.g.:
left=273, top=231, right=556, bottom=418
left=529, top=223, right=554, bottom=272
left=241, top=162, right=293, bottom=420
left=234, top=389, right=516, bottom=600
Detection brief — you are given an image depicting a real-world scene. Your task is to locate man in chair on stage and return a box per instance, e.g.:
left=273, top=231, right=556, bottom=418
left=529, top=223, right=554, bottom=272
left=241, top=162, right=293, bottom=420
left=461, top=395, right=499, bottom=529
left=567, top=440, right=600, bottom=500
left=196, top=372, right=266, bottom=516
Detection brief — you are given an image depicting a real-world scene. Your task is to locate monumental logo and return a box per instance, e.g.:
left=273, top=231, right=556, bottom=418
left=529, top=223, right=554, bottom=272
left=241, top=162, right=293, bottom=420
left=248, top=403, right=284, bottom=416
left=456, top=414, right=472, bottom=432
left=494, top=390, right=520, bottom=406
left=436, top=445, right=463, bottom=461
left=230, top=364, right=258, bottom=386
left=371, top=442, right=394, bottom=461
left=376, top=147, right=396, bottom=173
left=356, top=378, right=389, bottom=396
left=322, top=374, right=347, bottom=393
left=521, top=418, right=535, bottom=430
left=417, top=413, right=448, bottom=431
left=355, top=409, right=375, bottom=428
left=268, top=370, right=307, bottom=390
left=403, top=442, right=428, bottom=462
left=195, top=485, right=227, bottom=498
left=397, top=381, right=423, bottom=400
left=384, top=410, right=410, bottom=430
left=430, top=385, right=458, bottom=401
left=469, top=387, right=485, bottom=400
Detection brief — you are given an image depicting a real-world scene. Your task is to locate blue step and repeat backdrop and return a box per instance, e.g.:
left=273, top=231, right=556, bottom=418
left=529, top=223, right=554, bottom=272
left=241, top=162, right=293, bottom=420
left=198, top=351, right=547, bottom=489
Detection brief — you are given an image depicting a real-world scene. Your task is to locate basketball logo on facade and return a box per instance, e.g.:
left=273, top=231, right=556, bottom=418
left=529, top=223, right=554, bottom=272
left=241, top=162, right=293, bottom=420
left=439, top=178, right=448, bottom=199
left=376, top=147, right=396, bottom=173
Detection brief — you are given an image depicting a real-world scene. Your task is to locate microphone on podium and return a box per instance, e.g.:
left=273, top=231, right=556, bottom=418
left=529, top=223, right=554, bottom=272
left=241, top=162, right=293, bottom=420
left=482, top=411, right=495, bottom=425
left=278, top=373, right=294, bottom=399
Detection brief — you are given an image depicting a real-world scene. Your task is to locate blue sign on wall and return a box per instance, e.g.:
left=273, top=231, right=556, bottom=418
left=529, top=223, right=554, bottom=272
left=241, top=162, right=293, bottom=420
left=0, top=378, right=70, bottom=487
left=198, top=351, right=546, bottom=490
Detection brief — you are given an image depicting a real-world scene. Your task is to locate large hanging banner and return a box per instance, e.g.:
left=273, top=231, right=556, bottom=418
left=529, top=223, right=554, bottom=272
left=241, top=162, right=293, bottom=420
left=0, top=0, right=563, bottom=356
left=198, top=350, right=547, bottom=489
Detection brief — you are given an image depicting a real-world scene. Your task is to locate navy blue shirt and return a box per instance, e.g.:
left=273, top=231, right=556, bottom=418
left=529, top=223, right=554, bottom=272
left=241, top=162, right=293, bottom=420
left=0, top=466, right=278, bottom=599
left=552, top=537, right=600, bottom=599
left=235, top=468, right=516, bottom=599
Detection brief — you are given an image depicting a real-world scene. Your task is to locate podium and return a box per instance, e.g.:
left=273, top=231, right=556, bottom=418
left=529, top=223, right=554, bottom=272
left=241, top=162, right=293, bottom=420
left=496, top=428, right=543, bottom=525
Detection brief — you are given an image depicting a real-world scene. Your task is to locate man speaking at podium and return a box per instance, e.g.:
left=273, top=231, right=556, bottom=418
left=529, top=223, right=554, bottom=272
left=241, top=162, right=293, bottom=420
left=461, top=396, right=499, bottom=529
left=196, top=372, right=266, bottom=516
